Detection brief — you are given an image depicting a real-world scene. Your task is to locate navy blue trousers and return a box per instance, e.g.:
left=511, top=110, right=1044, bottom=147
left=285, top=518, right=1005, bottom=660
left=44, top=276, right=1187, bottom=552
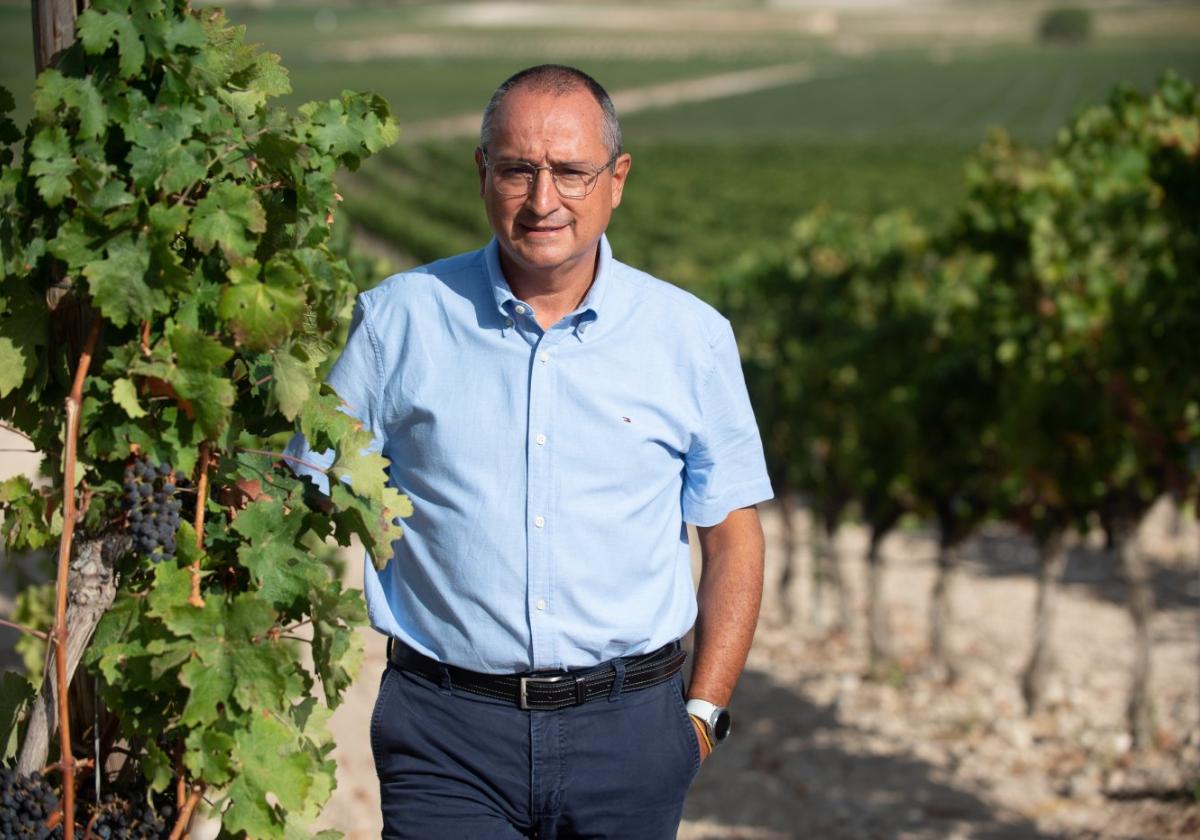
left=370, top=659, right=701, bottom=839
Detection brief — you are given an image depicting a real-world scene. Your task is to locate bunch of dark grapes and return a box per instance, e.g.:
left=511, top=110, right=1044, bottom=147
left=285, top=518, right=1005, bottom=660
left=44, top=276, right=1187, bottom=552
left=122, top=459, right=187, bottom=560
left=86, top=792, right=172, bottom=839
left=0, top=764, right=59, bottom=838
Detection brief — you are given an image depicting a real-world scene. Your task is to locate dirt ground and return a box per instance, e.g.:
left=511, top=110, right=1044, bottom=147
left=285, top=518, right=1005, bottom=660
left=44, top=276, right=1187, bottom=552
left=284, top=498, right=1199, bottom=840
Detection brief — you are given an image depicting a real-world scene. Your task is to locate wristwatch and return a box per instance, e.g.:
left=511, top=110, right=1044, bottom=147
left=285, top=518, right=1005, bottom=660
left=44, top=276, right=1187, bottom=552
left=686, top=698, right=732, bottom=745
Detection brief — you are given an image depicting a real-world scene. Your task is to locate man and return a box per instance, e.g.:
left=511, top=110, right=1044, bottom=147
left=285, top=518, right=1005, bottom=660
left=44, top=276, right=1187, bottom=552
left=293, top=65, right=772, bottom=839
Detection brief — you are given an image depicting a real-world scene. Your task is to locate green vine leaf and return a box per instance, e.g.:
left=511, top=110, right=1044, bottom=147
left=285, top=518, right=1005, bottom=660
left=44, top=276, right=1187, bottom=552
left=0, top=671, right=35, bottom=763
left=32, top=70, right=106, bottom=140
left=189, top=181, right=267, bottom=260
left=0, top=338, right=27, bottom=398
left=273, top=348, right=314, bottom=421
left=28, top=125, right=77, bottom=206
left=0, top=477, right=54, bottom=552
left=231, top=494, right=328, bottom=608
left=183, top=726, right=236, bottom=787
left=218, top=261, right=306, bottom=351
left=223, top=713, right=314, bottom=837
left=112, top=377, right=148, bottom=418
left=77, top=6, right=145, bottom=78
left=168, top=326, right=236, bottom=438
left=84, top=233, right=169, bottom=327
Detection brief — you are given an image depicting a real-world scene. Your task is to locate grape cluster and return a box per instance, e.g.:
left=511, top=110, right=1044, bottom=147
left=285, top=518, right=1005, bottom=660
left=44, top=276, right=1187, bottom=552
left=0, top=765, right=59, bottom=838
left=122, top=459, right=187, bottom=560
left=87, top=792, right=172, bottom=839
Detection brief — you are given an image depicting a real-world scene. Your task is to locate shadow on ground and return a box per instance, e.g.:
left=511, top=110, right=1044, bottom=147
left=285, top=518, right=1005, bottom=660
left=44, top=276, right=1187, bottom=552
left=969, top=528, right=1199, bottom=613
left=681, top=668, right=1055, bottom=839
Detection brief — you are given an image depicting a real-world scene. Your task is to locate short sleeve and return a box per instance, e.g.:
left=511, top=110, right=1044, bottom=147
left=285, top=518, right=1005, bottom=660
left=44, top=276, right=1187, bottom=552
left=681, top=319, right=774, bottom=526
left=284, top=295, right=385, bottom=495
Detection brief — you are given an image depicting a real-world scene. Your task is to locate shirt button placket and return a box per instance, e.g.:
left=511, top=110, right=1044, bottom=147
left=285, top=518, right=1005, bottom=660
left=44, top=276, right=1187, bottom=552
left=527, top=336, right=556, bottom=668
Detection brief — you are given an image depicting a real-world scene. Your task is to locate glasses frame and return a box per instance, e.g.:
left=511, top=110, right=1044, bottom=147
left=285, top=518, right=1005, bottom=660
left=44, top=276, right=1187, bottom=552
left=481, top=151, right=619, bottom=199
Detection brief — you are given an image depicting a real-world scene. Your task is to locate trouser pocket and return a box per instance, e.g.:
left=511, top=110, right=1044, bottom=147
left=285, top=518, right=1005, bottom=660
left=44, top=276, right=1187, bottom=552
left=669, top=672, right=703, bottom=778
left=370, top=665, right=400, bottom=771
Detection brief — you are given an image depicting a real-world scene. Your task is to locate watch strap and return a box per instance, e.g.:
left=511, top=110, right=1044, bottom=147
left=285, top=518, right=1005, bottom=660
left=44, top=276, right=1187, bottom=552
left=685, top=698, right=721, bottom=722
left=686, top=698, right=729, bottom=744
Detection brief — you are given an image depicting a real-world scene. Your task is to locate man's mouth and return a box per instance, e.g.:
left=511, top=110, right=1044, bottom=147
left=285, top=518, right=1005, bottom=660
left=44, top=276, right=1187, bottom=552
left=520, top=221, right=569, bottom=236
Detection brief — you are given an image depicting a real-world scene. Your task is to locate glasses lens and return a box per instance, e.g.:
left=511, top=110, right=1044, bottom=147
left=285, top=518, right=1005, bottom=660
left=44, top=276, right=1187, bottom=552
left=492, top=163, right=533, bottom=196
left=553, top=169, right=592, bottom=199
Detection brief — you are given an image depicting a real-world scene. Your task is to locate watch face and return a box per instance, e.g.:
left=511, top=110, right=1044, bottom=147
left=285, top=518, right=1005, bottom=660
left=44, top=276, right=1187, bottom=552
left=713, top=709, right=732, bottom=741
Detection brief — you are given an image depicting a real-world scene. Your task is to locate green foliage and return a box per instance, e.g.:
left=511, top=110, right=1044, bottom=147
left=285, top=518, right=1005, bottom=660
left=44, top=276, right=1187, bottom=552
left=0, top=671, right=35, bottom=762
left=723, top=73, right=1200, bottom=548
left=1038, top=8, right=1093, bottom=45
left=0, top=1, right=404, bottom=835
left=958, top=72, right=1199, bottom=533
left=11, top=583, right=54, bottom=686
left=721, top=210, right=956, bottom=535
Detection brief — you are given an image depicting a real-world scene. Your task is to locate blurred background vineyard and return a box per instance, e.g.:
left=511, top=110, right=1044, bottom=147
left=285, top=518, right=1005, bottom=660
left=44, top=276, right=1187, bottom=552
left=4, top=0, right=1197, bottom=293
left=2, top=0, right=1199, bottom=838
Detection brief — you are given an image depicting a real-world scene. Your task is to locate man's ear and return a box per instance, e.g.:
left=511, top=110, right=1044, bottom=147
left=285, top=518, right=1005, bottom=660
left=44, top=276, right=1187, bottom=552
left=610, top=152, right=632, bottom=210
left=475, top=147, right=487, bottom=197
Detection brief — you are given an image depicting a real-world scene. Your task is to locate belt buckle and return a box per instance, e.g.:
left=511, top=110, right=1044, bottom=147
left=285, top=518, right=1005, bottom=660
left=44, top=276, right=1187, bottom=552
left=518, top=674, right=570, bottom=710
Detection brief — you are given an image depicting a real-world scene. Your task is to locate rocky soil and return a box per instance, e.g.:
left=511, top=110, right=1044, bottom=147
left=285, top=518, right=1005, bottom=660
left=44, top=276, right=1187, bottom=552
left=303, top=498, right=1199, bottom=840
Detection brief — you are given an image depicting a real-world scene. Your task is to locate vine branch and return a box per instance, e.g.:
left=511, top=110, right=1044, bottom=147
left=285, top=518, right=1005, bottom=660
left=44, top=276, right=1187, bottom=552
left=189, top=442, right=211, bottom=608
left=238, top=373, right=273, bottom=397
left=238, top=448, right=328, bottom=474
left=0, top=421, right=35, bottom=443
left=168, top=785, right=204, bottom=840
left=53, top=316, right=102, bottom=840
left=0, top=617, right=49, bottom=640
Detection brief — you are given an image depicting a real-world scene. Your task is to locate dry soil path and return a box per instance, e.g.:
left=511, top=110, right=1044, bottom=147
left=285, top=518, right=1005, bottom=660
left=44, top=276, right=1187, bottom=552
left=396, top=62, right=816, bottom=142
left=299, top=500, right=1198, bottom=839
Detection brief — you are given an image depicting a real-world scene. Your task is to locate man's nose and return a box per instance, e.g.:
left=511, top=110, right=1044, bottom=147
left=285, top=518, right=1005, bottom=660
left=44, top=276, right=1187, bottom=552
left=525, top=168, right=561, bottom=214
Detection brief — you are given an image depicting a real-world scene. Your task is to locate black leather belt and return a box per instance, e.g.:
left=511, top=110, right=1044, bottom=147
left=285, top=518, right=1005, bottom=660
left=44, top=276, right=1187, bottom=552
left=386, top=639, right=687, bottom=711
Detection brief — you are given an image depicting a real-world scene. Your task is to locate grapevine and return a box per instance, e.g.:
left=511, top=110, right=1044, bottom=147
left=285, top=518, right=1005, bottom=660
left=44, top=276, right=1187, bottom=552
left=722, top=72, right=1199, bottom=741
left=0, top=0, right=408, bottom=836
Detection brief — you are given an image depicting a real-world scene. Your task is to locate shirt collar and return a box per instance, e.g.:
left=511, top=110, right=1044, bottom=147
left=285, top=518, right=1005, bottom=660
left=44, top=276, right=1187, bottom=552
left=483, top=235, right=612, bottom=340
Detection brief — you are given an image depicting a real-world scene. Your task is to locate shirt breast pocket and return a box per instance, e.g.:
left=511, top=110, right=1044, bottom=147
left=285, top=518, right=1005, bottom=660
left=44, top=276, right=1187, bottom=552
left=559, top=376, right=693, bottom=500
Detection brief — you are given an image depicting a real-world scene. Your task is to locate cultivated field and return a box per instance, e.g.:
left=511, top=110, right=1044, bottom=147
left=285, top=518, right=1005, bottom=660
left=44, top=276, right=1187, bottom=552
left=3, top=1, right=1199, bottom=290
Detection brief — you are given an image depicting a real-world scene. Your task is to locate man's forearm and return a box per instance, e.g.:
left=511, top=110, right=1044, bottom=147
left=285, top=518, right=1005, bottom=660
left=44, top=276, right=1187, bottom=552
left=688, top=506, right=765, bottom=706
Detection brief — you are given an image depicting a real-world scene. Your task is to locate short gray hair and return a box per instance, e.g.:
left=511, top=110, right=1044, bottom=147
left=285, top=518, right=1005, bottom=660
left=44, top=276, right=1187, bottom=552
left=480, top=64, right=622, bottom=160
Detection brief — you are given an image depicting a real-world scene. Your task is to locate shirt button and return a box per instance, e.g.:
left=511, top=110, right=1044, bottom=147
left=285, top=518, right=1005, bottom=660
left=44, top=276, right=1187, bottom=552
left=515, top=304, right=527, bottom=315
left=505, top=318, right=514, bottom=327
left=536, top=598, right=546, bottom=611
left=539, top=351, right=550, bottom=363
left=535, top=433, right=546, bottom=446
left=534, top=515, right=545, bottom=528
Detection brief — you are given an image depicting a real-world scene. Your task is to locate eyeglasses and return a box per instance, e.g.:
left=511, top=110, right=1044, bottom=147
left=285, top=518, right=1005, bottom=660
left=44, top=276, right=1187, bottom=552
left=481, top=152, right=617, bottom=199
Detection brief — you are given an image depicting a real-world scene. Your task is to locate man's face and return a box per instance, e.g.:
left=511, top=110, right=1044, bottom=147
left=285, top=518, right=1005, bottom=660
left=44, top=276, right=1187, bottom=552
left=476, top=86, right=631, bottom=283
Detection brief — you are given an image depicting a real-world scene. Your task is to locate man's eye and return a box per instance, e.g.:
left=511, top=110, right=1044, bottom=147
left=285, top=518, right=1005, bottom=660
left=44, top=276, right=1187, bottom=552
left=497, top=165, right=533, bottom=178
left=558, top=168, right=589, bottom=178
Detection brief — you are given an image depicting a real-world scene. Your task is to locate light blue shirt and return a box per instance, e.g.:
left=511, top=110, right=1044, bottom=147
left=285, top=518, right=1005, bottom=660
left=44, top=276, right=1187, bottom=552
left=288, top=235, right=772, bottom=673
